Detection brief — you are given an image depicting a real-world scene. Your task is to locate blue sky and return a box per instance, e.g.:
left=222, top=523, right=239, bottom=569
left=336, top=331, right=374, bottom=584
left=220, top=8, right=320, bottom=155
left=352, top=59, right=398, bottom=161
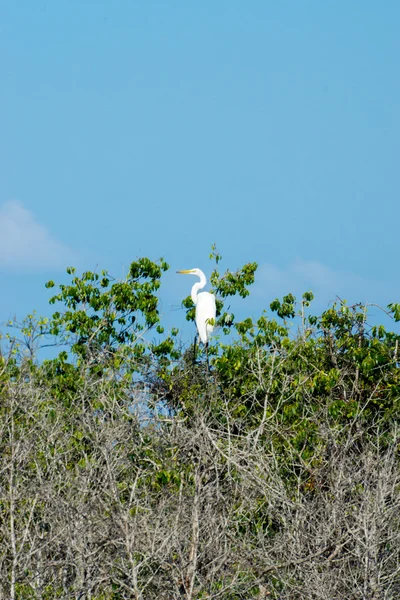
left=1, top=1, right=399, bottom=337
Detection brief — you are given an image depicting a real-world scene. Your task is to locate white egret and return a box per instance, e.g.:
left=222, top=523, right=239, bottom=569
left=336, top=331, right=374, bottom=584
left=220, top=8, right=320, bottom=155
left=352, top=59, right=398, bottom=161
left=177, top=268, right=216, bottom=346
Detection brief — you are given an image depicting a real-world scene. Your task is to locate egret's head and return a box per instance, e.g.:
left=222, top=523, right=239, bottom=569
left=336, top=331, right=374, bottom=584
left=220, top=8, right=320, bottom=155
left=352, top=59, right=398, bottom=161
left=177, top=268, right=208, bottom=292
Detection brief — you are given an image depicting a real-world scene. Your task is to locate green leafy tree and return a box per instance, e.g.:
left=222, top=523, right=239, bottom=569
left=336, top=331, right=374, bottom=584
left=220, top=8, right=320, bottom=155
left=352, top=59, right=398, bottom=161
left=45, top=257, right=176, bottom=366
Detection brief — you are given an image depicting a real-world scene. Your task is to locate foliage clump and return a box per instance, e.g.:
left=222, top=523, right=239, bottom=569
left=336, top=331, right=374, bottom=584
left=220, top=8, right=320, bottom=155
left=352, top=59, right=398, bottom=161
left=0, top=251, right=399, bottom=599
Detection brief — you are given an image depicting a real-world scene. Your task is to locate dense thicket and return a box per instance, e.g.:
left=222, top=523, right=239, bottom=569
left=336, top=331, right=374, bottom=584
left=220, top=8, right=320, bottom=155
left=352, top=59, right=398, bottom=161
left=0, top=254, right=399, bottom=599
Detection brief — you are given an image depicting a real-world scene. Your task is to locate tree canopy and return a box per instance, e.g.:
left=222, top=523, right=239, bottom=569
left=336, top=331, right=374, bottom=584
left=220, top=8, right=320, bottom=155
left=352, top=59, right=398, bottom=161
left=0, top=250, right=399, bottom=599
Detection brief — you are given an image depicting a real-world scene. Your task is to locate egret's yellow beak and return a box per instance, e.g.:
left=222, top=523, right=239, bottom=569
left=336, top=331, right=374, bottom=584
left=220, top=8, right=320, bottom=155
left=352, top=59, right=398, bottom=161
left=176, top=269, right=194, bottom=274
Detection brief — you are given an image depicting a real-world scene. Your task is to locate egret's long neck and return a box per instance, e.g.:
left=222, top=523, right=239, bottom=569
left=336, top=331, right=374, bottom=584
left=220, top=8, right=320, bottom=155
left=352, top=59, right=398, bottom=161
left=191, top=272, right=207, bottom=305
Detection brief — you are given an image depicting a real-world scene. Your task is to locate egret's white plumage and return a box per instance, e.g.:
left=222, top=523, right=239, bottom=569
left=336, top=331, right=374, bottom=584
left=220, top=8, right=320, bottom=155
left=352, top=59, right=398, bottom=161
left=177, top=268, right=216, bottom=345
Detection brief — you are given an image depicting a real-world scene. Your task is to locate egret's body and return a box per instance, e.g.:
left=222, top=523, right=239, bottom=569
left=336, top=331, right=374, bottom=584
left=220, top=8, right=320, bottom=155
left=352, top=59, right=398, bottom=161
left=195, top=291, right=216, bottom=345
left=177, top=268, right=216, bottom=345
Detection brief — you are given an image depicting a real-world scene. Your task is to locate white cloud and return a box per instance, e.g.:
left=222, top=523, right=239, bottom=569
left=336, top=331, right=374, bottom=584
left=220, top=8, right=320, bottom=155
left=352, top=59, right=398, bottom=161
left=254, top=258, right=400, bottom=309
left=0, top=200, right=74, bottom=270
